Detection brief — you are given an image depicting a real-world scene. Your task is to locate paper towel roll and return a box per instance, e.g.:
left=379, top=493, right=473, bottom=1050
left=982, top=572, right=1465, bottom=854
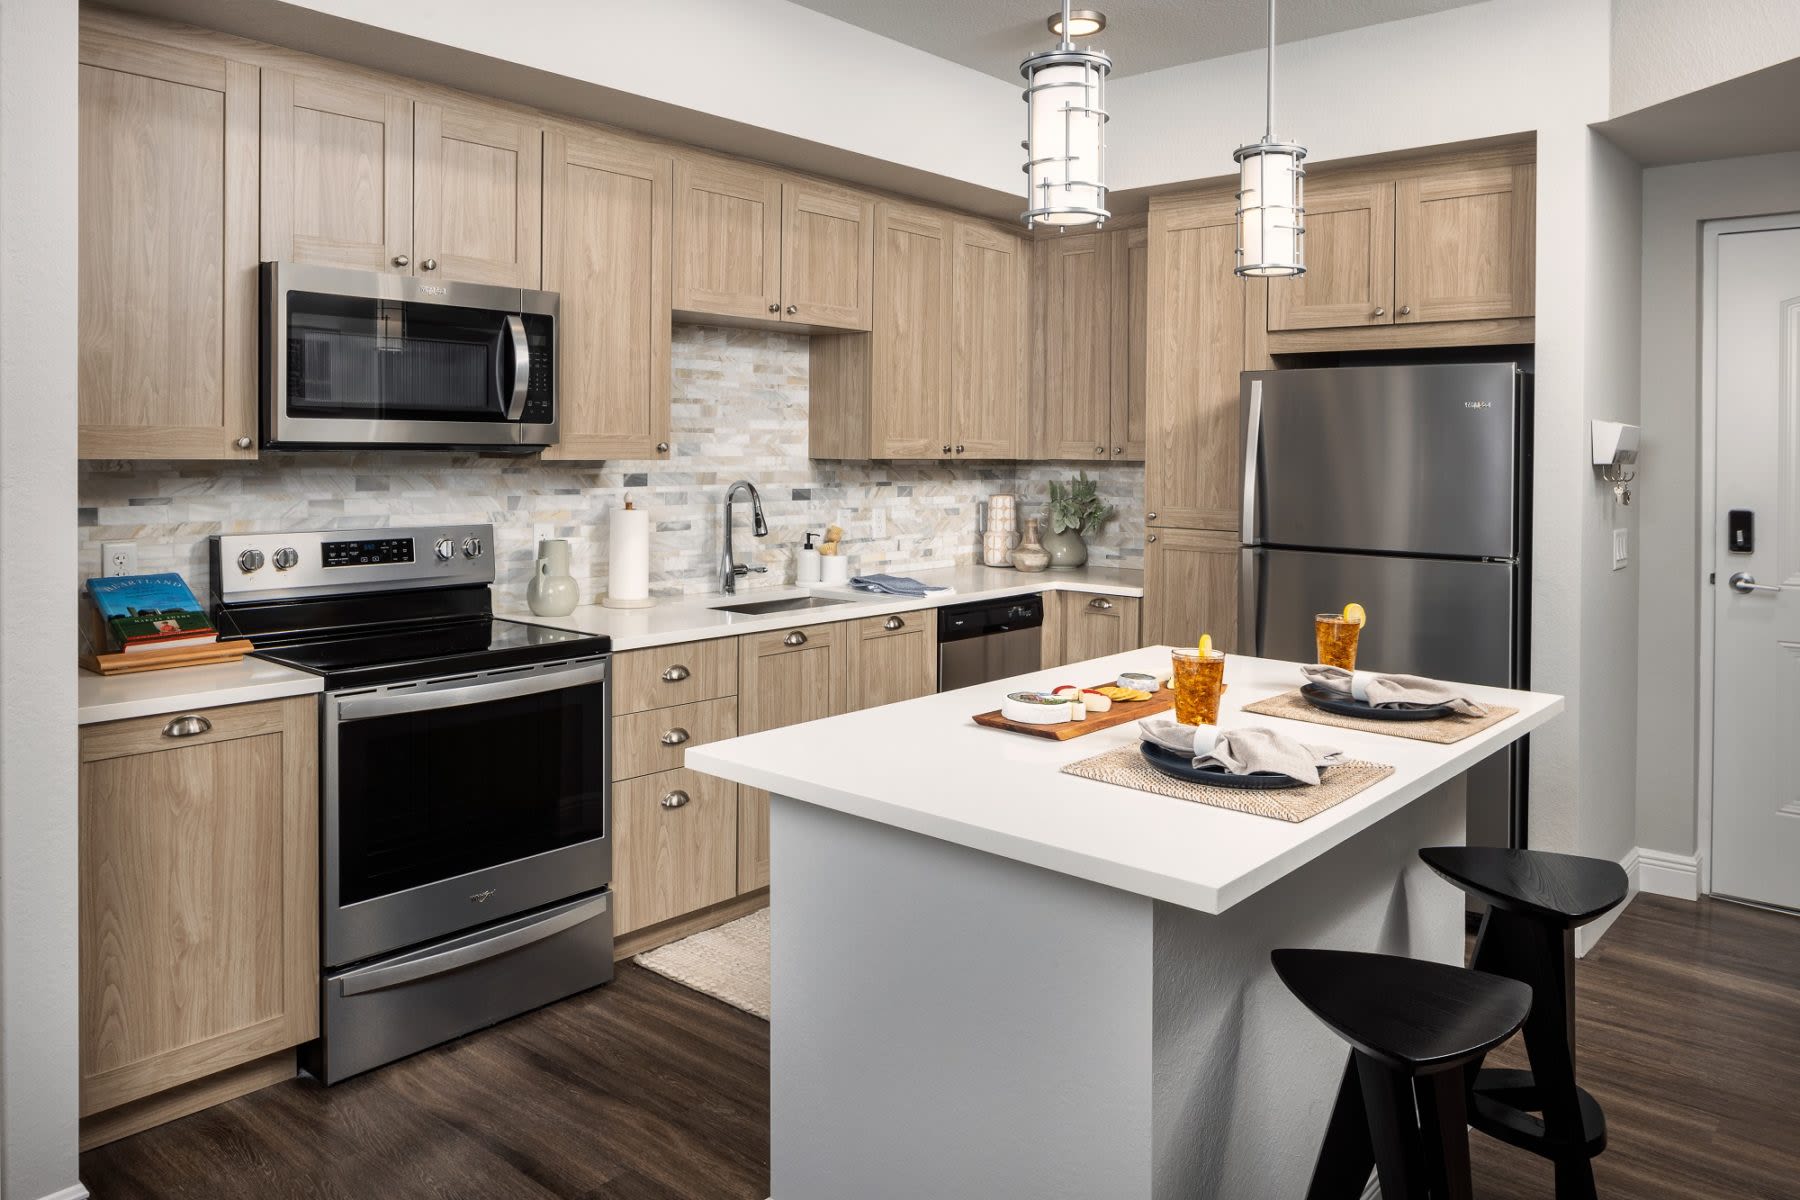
left=603, top=504, right=655, bottom=609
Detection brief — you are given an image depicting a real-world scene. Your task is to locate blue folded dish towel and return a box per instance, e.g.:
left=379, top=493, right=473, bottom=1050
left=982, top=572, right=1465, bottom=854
left=848, top=573, right=951, bottom=597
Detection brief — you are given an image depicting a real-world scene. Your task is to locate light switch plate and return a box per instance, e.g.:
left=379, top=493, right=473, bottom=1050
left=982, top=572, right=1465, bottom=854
left=1611, top=528, right=1628, bottom=571
left=101, top=541, right=138, bottom=577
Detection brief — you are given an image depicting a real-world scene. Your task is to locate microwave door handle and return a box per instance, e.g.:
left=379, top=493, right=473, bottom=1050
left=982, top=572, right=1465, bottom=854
left=501, top=313, right=529, bottom=421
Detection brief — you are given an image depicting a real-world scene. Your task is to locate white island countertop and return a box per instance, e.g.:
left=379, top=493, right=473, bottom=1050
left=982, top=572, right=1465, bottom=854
left=688, top=648, right=1563, bottom=914
left=505, top=562, right=1143, bottom=652
left=79, top=656, right=323, bottom=725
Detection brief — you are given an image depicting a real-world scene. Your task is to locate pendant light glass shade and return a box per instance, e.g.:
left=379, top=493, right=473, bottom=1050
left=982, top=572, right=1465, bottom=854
left=1020, top=5, right=1111, bottom=228
left=1234, top=0, right=1305, bottom=277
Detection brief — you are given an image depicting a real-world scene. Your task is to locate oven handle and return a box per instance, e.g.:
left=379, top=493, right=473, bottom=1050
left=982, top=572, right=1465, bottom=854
left=501, top=313, right=529, bottom=421
left=336, top=893, right=609, bottom=997
left=334, top=659, right=608, bottom=723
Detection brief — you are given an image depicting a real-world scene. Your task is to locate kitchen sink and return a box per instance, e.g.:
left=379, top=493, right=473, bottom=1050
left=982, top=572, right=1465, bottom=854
left=711, top=595, right=854, bottom=616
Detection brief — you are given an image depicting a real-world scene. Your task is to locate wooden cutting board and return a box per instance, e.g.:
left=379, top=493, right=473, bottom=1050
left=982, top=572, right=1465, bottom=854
left=84, top=639, right=256, bottom=676
left=972, top=684, right=1178, bottom=741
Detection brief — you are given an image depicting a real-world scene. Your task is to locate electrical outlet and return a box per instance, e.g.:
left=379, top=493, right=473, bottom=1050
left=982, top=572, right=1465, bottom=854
left=101, top=541, right=138, bottom=577
left=1611, top=528, right=1629, bottom=571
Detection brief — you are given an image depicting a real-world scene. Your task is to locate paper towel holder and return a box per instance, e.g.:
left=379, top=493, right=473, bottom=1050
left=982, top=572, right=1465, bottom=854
left=601, top=495, right=659, bottom=610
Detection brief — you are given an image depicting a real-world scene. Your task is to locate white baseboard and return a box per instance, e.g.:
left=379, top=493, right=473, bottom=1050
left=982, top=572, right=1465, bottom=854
left=1637, top=848, right=1702, bottom=900
left=1574, top=847, right=1641, bottom=958
left=34, top=1185, right=89, bottom=1200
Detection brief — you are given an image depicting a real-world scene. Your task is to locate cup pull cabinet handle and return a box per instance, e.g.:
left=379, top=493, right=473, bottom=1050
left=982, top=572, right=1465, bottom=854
left=661, top=790, right=691, bottom=810
left=784, top=631, right=808, bottom=646
left=883, top=616, right=905, bottom=630
left=661, top=664, right=691, bottom=682
left=1088, top=597, right=1114, bottom=612
left=660, top=727, right=691, bottom=746
left=163, top=714, right=212, bottom=738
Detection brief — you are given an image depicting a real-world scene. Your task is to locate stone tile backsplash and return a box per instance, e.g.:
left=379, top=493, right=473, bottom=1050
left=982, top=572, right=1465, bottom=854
left=78, top=326, right=1145, bottom=607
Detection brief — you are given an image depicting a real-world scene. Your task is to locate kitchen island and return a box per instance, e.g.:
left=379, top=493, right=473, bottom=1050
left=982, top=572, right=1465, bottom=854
left=687, top=650, right=1562, bottom=1200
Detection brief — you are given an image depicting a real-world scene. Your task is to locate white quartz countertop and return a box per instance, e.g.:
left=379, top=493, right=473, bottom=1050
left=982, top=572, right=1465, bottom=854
left=687, top=649, right=1563, bottom=914
left=505, top=563, right=1143, bottom=651
left=79, top=657, right=323, bottom=726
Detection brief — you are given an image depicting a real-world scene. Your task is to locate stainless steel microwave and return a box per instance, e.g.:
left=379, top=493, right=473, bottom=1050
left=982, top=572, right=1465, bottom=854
left=261, top=262, right=558, bottom=452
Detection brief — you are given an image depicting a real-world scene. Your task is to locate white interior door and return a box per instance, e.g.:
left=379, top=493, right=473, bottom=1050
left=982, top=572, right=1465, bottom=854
left=1712, top=223, right=1800, bottom=911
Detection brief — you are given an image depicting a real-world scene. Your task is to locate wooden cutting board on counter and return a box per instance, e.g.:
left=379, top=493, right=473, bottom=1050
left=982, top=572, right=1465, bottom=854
left=972, top=685, right=1178, bottom=741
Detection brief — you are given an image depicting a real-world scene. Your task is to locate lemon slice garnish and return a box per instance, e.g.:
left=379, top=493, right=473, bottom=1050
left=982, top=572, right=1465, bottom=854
left=1342, top=602, right=1367, bottom=627
left=1198, top=633, right=1214, bottom=656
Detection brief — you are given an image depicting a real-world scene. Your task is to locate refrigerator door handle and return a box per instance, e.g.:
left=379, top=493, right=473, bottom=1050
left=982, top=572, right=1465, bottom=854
left=1242, top=379, right=1263, bottom=543
left=1239, top=547, right=1266, bottom=656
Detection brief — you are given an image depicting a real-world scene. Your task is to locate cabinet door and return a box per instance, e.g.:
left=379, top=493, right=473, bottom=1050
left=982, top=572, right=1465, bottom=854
left=1055, top=593, right=1142, bottom=668
left=78, top=33, right=258, bottom=460
left=782, top=181, right=875, bottom=330
left=1040, top=233, right=1113, bottom=461
left=1266, top=179, right=1395, bottom=331
left=950, top=222, right=1028, bottom=459
left=673, top=155, right=783, bottom=320
left=542, top=127, right=672, bottom=461
left=612, top=767, right=739, bottom=936
left=413, top=99, right=543, bottom=287
left=737, top=624, right=851, bottom=893
left=1394, top=164, right=1534, bottom=324
left=1109, top=226, right=1150, bottom=461
left=848, top=611, right=938, bottom=710
left=1144, top=528, right=1239, bottom=651
left=871, top=204, right=953, bottom=459
left=1145, top=195, right=1248, bottom=531
left=261, top=68, right=411, bottom=272
left=78, top=698, right=317, bottom=1117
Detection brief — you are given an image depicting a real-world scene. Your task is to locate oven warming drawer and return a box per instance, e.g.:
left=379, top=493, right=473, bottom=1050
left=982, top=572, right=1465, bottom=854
left=308, top=889, right=614, bottom=1084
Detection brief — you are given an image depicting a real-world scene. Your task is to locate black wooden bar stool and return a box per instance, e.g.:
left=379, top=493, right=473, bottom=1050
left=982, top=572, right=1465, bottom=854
left=1273, top=948, right=1532, bottom=1200
left=1420, top=846, right=1630, bottom=1200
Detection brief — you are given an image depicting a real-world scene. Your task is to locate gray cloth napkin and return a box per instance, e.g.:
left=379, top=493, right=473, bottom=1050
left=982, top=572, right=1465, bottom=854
left=1301, top=664, right=1489, bottom=716
left=1139, top=719, right=1343, bottom=786
left=848, top=573, right=951, bottom=597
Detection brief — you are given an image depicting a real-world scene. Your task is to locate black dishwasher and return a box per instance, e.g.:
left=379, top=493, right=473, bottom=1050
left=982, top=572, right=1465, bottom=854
left=936, top=594, right=1044, bottom=692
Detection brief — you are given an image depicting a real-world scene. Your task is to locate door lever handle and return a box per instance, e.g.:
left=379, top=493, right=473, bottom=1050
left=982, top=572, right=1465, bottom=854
left=1729, top=572, right=1784, bottom=594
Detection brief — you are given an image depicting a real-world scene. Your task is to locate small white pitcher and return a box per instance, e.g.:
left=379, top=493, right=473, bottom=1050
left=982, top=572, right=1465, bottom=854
left=527, top=538, right=579, bottom=617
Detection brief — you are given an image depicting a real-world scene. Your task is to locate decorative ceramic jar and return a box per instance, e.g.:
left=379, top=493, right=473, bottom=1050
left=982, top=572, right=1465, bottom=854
left=1041, top=524, right=1088, bottom=570
left=527, top=538, right=579, bottom=616
left=1010, top=518, right=1051, bottom=573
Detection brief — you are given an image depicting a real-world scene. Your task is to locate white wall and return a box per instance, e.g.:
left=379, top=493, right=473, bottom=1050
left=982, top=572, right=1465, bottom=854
left=0, top=0, right=83, bottom=1195
left=1611, top=0, right=1800, bottom=117
left=1635, top=151, right=1800, bottom=858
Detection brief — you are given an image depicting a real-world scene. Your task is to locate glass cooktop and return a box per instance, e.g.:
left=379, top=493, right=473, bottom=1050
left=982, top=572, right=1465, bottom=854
left=252, top=617, right=608, bottom=690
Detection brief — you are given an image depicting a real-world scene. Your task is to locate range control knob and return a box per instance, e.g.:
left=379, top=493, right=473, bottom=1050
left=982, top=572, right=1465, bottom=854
left=461, top=536, right=483, bottom=559
left=237, top=548, right=265, bottom=573
left=434, top=536, right=455, bottom=561
left=271, top=547, right=299, bottom=571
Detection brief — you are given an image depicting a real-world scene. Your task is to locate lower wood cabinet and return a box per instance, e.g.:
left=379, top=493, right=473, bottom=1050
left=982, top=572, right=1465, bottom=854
left=846, top=610, right=938, bottom=709
left=1144, top=529, right=1239, bottom=651
left=1045, top=592, right=1143, bottom=670
left=78, top=697, right=317, bottom=1142
left=611, top=767, right=740, bottom=935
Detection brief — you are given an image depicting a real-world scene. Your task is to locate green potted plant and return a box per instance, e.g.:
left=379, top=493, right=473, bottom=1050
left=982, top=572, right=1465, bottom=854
left=1041, top=472, right=1116, bottom=570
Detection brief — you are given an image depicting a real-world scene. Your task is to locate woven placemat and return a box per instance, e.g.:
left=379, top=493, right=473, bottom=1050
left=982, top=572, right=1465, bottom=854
left=1060, top=744, right=1395, bottom=822
left=1240, top=690, right=1518, bottom=745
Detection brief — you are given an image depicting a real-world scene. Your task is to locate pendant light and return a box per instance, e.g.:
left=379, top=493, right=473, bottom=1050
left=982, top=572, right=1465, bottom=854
left=1020, top=0, right=1111, bottom=228
left=1234, top=0, right=1306, bottom=276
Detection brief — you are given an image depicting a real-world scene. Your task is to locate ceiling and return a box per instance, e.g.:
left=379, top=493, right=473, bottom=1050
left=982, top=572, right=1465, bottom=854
left=788, top=0, right=1488, bottom=81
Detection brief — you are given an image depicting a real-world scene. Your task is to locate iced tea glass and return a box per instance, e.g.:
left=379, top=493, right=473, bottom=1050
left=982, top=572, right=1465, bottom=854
left=1314, top=614, right=1361, bottom=671
left=1171, top=648, right=1226, bottom=726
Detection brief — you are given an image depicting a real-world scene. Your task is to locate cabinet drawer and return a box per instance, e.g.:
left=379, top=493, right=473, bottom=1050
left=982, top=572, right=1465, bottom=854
left=612, top=767, right=739, bottom=935
left=612, top=638, right=738, bottom=714
left=611, top=697, right=738, bottom=782
left=855, top=609, right=928, bottom=641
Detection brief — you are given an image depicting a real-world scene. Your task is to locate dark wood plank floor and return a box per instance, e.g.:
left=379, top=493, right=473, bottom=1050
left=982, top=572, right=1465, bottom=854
left=81, top=895, right=1797, bottom=1200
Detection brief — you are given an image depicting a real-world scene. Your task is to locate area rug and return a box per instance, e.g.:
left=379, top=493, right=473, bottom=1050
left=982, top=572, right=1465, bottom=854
left=634, top=908, right=771, bottom=1020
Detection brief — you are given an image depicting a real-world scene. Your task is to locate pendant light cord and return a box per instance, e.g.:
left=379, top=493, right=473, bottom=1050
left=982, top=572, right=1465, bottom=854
left=1264, top=0, right=1275, bottom=140
left=1060, top=0, right=1073, bottom=50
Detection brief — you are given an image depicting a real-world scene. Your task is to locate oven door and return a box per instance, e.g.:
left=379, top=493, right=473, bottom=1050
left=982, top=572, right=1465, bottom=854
left=263, top=261, right=557, bottom=451
left=322, top=656, right=610, bottom=967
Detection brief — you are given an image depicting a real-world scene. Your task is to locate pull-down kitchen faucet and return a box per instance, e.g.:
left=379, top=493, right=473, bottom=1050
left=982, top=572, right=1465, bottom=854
left=719, top=480, right=769, bottom=594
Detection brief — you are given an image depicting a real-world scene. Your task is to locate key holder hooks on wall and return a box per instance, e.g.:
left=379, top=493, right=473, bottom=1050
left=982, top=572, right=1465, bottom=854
left=1592, top=420, right=1639, bottom=506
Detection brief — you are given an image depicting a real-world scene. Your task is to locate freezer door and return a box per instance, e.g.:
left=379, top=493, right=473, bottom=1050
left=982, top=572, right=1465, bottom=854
left=1241, top=364, right=1522, bottom=558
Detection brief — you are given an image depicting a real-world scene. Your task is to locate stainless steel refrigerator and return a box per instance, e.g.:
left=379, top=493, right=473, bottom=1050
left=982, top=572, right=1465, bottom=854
left=1239, top=363, right=1532, bottom=849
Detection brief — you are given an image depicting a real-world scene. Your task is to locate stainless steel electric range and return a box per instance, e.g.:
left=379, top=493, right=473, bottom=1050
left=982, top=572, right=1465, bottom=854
left=209, top=524, right=613, bottom=1084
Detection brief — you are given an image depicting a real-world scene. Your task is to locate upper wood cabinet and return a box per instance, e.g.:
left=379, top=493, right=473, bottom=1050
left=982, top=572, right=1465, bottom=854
left=1143, top=528, right=1239, bottom=652
left=1267, top=149, right=1535, bottom=346
left=870, top=204, right=953, bottom=458
left=1144, top=194, right=1249, bottom=532
left=78, top=32, right=259, bottom=460
left=542, top=126, right=672, bottom=461
left=674, top=155, right=874, bottom=331
left=260, top=68, right=412, bottom=271
left=950, top=221, right=1029, bottom=459
left=1032, top=227, right=1146, bottom=462
left=413, top=99, right=543, bottom=287
left=78, top=697, right=317, bottom=1133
